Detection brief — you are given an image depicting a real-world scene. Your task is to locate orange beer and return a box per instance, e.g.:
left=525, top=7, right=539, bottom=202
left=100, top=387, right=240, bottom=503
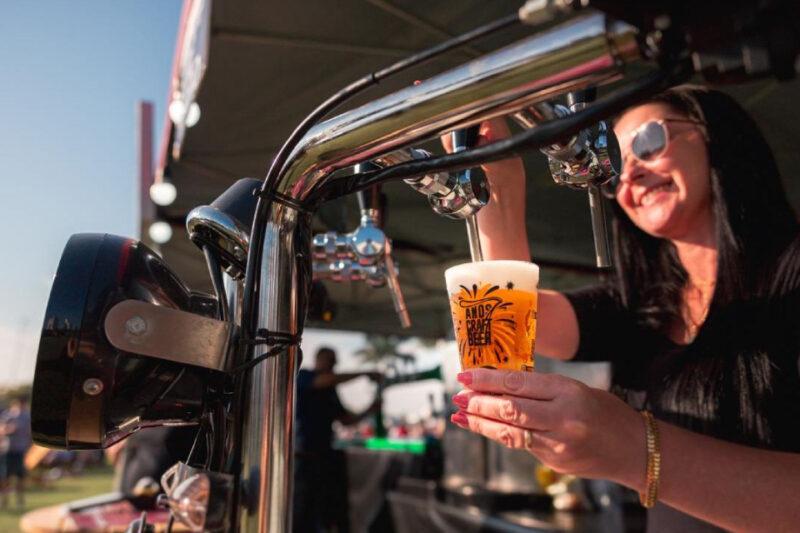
left=445, top=260, right=539, bottom=371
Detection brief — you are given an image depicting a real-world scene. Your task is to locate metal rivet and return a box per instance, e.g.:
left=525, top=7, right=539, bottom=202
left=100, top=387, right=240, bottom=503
left=83, top=378, right=104, bottom=396
left=125, top=315, right=148, bottom=336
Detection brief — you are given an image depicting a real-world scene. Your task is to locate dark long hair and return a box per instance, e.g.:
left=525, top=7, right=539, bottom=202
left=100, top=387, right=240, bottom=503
left=612, top=85, right=798, bottom=331
left=610, top=86, right=800, bottom=448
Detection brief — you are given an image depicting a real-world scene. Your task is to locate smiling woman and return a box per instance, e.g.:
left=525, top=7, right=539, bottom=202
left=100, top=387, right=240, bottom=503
left=614, top=109, right=712, bottom=242
left=451, top=85, right=800, bottom=532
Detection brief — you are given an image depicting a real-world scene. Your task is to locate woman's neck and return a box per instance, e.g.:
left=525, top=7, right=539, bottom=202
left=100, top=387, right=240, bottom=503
left=671, top=207, right=718, bottom=287
left=670, top=231, right=718, bottom=344
left=673, top=238, right=718, bottom=288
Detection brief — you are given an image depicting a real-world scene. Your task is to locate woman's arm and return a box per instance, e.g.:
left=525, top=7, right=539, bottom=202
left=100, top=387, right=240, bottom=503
left=630, top=421, right=800, bottom=533
left=452, top=369, right=800, bottom=533
left=456, top=120, right=579, bottom=361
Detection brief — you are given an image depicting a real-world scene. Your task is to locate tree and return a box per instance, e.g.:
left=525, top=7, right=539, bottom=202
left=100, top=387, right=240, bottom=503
left=354, top=334, right=415, bottom=371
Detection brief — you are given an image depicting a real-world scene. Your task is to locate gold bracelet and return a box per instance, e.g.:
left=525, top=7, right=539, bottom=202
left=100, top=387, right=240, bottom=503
left=639, top=410, right=661, bottom=508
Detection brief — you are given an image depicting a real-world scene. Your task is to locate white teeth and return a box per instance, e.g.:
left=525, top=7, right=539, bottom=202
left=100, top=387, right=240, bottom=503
left=640, top=183, right=673, bottom=207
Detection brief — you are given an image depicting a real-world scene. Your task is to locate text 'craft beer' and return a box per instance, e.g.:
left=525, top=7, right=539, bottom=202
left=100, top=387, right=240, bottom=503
left=445, top=260, right=539, bottom=371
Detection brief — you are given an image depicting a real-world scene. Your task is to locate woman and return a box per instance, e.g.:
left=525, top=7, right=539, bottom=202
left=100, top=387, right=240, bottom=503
left=448, top=86, right=800, bottom=532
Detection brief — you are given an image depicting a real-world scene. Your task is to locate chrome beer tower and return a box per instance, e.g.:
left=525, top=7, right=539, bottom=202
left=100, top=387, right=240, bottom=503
left=238, top=12, right=645, bottom=532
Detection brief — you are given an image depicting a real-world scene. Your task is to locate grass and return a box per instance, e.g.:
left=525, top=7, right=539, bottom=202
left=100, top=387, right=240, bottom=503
left=0, top=465, right=114, bottom=533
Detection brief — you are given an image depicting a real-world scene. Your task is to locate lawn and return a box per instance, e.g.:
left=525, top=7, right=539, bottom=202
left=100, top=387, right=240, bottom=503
left=0, top=466, right=115, bottom=533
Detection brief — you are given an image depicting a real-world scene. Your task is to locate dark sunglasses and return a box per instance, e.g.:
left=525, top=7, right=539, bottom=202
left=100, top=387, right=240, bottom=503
left=602, top=118, right=705, bottom=197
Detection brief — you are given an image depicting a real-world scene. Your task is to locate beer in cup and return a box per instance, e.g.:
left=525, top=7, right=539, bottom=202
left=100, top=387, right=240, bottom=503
left=445, top=260, right=539, bottom=371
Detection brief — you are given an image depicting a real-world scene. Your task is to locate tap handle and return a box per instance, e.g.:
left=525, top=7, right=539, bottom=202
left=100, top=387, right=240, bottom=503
left=353, top=161, right=410, bottom=326
left=384, top=239, right=411, bottom=328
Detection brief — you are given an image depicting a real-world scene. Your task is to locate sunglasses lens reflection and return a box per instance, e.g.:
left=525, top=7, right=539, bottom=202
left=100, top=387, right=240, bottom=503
left=632, top=121, right=667, bottom=161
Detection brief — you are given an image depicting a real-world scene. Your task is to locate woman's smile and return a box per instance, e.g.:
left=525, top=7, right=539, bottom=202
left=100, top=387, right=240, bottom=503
left=636, top=180, right=677, bottom=207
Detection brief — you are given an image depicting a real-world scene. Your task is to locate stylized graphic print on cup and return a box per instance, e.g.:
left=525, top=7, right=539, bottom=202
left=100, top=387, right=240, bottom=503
left=445, top=260, right=539, bottom=371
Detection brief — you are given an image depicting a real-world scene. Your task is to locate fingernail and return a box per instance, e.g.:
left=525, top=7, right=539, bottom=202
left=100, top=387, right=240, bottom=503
left=451, top=411, right=468, bottom=427
left=452, top=394, right=469, bottom=409
left=457, top=372, right=473, bottom=386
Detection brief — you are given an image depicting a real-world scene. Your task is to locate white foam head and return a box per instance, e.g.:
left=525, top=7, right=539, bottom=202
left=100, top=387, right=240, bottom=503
left=445, top=260, right=539, bottom=294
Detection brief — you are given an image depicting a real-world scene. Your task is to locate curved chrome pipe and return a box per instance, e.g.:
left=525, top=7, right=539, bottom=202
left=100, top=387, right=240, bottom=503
left=239, top=12, right=645, bottom=532
left=186, top=206, right=250, bottom=273
left=273, top=12, right=641, bottom=201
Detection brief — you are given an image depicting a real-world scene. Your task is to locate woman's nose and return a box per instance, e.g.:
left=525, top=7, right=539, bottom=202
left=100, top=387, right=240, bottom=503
left=619, top=155, right=647, bottom=184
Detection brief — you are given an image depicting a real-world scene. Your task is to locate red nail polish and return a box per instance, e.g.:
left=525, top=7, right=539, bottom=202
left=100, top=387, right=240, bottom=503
left=457, top=372, right=473, bottom=386
left=452, top=394, right=469, bottom=409
left=451, top=411, right=468, bottom=426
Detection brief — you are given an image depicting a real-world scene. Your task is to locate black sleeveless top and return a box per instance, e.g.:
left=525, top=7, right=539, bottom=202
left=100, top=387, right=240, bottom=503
left=564, top=241, right=800, bottom=532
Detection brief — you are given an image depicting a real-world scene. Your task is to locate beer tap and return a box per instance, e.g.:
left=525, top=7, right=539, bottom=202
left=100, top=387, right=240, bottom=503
left=450, top=127, right=487, bottom=262
left=402, top=127, right=490, bottom=261
left=512, top=89, right=619, bottom=268
left=311, top=177, right=411, bottom=328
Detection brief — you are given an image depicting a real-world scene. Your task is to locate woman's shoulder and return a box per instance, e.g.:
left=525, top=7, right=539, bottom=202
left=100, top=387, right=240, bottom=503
left=563, top=282, right=624, bottom=312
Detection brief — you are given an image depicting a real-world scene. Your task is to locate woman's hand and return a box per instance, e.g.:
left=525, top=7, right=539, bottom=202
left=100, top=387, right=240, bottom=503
left=441, top=119, right=530, bottom=261
left=440, top=119, right=525, bottom=186
left=451, top=368, right=646, bottom=490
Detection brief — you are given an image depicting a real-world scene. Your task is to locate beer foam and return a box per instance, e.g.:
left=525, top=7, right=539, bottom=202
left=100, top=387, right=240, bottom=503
left=445, top=260, right=539, bottom=294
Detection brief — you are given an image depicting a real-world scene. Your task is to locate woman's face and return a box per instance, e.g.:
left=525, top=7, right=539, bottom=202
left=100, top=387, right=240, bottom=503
left=613, top=103, right=713, bottom=241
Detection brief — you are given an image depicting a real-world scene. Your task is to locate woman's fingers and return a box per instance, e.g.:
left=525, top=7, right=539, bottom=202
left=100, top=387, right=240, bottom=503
left=451, top=410, right=560, bottom=453
left=457, top=368, right=573, bottom=400
left=478, top=118, right=512, bottom=145
left=453, top=391, right=555, bottom=431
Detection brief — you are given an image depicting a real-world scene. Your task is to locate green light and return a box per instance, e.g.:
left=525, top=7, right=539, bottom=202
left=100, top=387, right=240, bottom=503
left=364, top=437, right=426, bottom=454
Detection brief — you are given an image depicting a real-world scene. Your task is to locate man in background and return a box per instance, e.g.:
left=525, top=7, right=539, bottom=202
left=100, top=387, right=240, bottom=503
left=293, top=347, right=382, bottom=533
left=0, top=397, right=32, bottom=509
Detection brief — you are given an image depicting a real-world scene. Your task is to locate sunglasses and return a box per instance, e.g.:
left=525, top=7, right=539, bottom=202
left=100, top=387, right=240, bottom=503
left=602, top=118, right=705, bottom=197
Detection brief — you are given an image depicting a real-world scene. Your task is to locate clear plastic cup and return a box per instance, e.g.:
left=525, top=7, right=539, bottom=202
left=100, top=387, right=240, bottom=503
left=445, top=260, right=539, bottom=371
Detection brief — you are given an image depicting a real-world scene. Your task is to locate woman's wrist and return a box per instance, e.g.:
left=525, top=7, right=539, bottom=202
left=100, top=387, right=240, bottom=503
left=638, top=410, right=662, bottom=507
left=610, top=405, right=650, bottom=493
left=482, top=158, right=525, bottom=191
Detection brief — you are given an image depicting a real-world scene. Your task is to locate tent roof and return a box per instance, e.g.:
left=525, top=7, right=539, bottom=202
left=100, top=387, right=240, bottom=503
left=153, top=0, right=800, bottom=337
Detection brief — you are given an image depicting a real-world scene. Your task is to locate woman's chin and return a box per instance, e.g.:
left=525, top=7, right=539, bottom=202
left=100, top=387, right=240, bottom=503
left=635, top=205, right=676, bottom=237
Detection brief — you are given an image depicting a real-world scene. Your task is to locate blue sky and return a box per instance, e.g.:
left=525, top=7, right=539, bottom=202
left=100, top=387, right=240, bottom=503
left=0, top=1, right=182, bottom=383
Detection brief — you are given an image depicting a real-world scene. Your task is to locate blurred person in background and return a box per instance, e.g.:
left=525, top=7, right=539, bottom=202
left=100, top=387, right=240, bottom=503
left=293, top=347, right=383, bottom=533
left=0, top=397, right=32, bottom=509
left=0, top=409, right=8, bottom=508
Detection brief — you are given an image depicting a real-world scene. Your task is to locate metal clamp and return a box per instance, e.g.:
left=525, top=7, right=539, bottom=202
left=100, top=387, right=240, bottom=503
left=104, top=300, right=232, bottom=372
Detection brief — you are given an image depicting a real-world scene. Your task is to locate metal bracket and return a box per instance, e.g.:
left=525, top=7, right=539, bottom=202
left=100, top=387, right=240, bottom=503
left=104, top=300, right=232, bottom=372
